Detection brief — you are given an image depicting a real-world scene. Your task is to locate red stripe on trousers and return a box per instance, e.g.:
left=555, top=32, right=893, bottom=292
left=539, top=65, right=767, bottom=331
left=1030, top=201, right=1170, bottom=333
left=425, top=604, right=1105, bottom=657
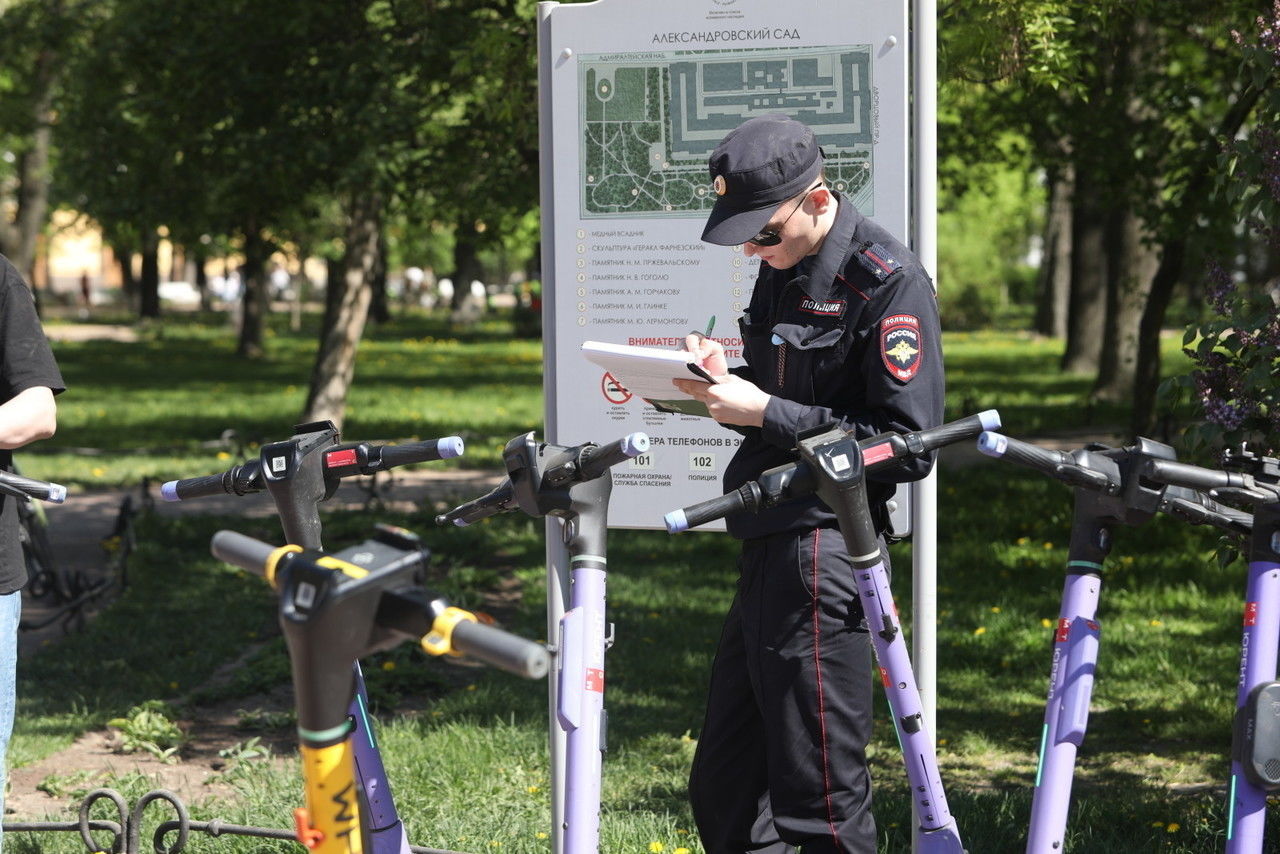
left=811, top=528, right=840, bottom=847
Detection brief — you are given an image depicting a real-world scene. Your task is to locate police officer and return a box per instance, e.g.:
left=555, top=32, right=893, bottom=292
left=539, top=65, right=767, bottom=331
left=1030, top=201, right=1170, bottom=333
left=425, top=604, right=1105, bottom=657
left=673, top=114, right=944, bottom=853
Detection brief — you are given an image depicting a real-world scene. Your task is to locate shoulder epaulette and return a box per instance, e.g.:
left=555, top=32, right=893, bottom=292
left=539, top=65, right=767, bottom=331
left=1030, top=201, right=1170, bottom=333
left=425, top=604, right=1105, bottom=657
left=855, top=242, right=903, bottom=284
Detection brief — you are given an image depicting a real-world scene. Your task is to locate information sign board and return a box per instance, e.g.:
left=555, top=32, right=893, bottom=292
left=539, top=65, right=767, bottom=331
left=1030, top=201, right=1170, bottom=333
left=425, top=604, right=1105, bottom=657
left=541, top=0, right=909, bottom=529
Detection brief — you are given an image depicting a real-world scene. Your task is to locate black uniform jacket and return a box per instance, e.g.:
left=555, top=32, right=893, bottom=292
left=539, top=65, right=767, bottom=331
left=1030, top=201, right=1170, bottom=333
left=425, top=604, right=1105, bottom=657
left=722, top=193, right=944, bottom=540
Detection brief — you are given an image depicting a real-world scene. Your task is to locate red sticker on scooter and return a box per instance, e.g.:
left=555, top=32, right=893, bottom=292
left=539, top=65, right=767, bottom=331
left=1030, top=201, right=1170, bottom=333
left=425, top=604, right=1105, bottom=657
left=326, top=448, right=358, bottom=468
left=585, top=668, right=605, bottom=693
left=1245, top=602, right=1258, bottom=627
left=1055, top=618, right=1071, bottom=643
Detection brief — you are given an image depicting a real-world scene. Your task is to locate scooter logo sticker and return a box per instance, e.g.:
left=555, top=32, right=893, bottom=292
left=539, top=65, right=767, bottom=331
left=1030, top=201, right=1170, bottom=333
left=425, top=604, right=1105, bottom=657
left=585, top=668, right=605, bottom=693
left=880, top=314, right=922, bottom=382
left=1245, top=602, right=1258, bottom=627
left=1055, top=618, right=1071, bottom=643
left=601, top=372, right=632, bottom=404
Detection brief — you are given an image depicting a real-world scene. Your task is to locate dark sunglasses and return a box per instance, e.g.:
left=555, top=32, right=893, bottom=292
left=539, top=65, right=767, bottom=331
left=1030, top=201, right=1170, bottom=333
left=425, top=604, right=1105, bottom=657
left=746, top=182, right=823, bottom=247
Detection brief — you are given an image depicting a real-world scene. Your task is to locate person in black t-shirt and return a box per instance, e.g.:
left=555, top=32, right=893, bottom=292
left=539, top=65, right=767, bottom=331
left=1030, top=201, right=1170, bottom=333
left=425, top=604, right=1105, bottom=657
left=0, top=254, right=64, bottom=840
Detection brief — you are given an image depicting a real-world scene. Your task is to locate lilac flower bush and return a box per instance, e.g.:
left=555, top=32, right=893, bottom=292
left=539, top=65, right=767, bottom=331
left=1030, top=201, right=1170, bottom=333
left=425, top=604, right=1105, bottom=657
left=1173, top=4, right=1280, bottom=454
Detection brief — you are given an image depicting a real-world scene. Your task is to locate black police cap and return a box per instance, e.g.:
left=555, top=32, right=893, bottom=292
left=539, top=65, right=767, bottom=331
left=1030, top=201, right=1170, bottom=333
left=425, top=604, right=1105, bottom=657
left=701, top=114, right=824, bottom=246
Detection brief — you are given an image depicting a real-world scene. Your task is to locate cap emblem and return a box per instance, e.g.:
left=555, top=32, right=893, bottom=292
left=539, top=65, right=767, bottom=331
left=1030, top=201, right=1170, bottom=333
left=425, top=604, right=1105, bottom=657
left=713, top=175, right=727, bottom=196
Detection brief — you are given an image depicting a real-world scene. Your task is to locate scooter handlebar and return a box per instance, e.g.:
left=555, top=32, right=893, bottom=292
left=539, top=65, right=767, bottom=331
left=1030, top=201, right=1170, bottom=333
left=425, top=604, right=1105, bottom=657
left=209, top=529, right=276, bottom=577
left=378, top=436, right=465, bottom=468
left=665, top=483, right=760, bottom=533
left=578, top=432, right=649, bottom=481
left=1160, top=491, right=1254, bottom=536
left=162, top=471, right=234, bottom=502
left=0, top=470, right=67, bottom=504
left=667, top=411, right=1000, bottom=532
left=916, top=409, right=1002, bottom=455
left=450, top=620, right=550, bottom=680
left=977, top=431, right=1071, bottom=473
left=1144, top=458, right=1246, bottom=494
left=212, top=529, right=550, bottom=679
left=435, top=481, right=517, bottom=527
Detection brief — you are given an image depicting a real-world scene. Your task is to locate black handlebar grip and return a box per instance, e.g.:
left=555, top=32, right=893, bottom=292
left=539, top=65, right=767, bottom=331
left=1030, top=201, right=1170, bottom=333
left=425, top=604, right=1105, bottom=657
left=916, top=410, right=1002, bottom=453
left=1144, top=458, right=1240, bottom=493
left=435, top=481, right=516, bottom=527
left=1162, top=495, right=1254, bottom=535
left=0, top=470, right=67, bottom=503
left=578, top=432, right=650, bottom=482
left=379, top=436, right=465, bottom=469
left=209, top=530, right=276, bottom=577
left=450, top=620, right=550, bottom=680
left=665, top=483, right=759, bottom=533
left=161, top=471, right=232, bottom=502
left=978, top=432, right=1073, bottom=476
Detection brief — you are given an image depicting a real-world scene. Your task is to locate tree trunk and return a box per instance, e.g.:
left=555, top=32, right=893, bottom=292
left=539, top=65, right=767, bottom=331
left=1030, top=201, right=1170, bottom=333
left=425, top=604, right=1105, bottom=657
left=194, top=245, right=211, bottom=310
left=2, top=48, right=57, bottom=283
left=1092, top=208, right=1159, bottom=402
left=1061, top=172, right=1108, bottom=374
left=301, top=194, right=381, bottom=428
left=237, top=228, right=268, bottom=358
left=139, top=232, right=161, bottom=318
left=1128, top=76, right=1271, bottom=437
left=117, top=246, right=138, bottom=312
left=368, top=238, right=390, bottom=324
left=1033, top=166, right=1073, bottom=339
left=450, top=223, right=481, bottom=311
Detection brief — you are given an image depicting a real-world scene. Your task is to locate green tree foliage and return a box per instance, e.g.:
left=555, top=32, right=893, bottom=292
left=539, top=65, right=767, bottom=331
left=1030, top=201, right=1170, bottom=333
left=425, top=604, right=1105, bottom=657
left=937, top=134, right=1044, bottom=330
left=941, top=0, right=1272, bottom=432
left=1168, top=4, right=1280, bottom=455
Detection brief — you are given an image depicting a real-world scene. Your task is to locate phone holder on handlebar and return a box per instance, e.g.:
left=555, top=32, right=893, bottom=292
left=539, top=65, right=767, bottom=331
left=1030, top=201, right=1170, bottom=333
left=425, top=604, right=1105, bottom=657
left=794, top=423, right=881, bottom=567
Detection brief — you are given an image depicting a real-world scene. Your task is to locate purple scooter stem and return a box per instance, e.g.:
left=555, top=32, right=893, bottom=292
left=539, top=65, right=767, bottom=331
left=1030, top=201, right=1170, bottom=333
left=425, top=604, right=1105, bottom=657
left=1027, top=570, right=1101, bottom=853
left=559, top=559, right=607, bottom=853
left=1225, top=557, right=1280, bottom=852
left=350, top=664, right=413, bottom=854
left=856, top=557, right=965, bottom=852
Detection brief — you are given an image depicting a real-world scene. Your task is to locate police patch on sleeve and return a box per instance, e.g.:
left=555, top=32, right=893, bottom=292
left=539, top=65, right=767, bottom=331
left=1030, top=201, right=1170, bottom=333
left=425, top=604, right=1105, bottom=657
left=880, top=314, right=922, bottom=382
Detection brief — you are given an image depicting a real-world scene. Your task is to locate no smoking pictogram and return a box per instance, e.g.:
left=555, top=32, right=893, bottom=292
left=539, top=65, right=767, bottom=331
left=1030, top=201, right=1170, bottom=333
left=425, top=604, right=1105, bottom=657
left=601, top=372, right=632, bottom=404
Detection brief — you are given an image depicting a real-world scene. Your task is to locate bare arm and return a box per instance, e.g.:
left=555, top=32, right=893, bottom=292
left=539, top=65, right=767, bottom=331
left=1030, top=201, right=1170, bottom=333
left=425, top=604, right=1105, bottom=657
left=0, top=386, right=57, bottom=449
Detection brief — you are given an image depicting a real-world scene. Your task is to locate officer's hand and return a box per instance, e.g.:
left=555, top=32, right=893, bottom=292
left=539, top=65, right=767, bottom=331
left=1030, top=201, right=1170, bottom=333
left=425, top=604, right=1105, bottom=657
left=684, top=333, right=729, bottom=377
left=673, top=375, right=770, bottom=428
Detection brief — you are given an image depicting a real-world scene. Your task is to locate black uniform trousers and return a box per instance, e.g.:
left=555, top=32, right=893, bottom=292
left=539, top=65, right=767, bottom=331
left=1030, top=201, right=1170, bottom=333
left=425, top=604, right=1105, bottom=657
left=689, top=526, right=880, bottom=853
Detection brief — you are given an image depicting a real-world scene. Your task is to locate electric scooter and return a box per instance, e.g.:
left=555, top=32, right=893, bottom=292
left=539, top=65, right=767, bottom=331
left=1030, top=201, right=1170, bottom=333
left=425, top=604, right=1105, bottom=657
left=1137, top=447, right=1280, bottom=853
left=665, top=411, right=1004, bottom=853
left=210, top=525, right=548, bottom=854
left=437, top=430, right=649, bottom=854
left=163, top=421, right=464, bottom=854
left=977, top=432, right=1253, bottom=852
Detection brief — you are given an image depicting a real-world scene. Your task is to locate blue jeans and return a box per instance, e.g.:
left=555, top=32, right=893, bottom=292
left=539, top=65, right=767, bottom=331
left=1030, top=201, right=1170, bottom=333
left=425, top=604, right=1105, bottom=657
left=0, top=590, right=20, bottom=850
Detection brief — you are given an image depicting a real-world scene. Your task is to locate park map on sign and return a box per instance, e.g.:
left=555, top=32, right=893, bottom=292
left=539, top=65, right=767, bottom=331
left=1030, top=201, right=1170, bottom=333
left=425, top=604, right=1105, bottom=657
left=580, top=46, right=876, bottom=219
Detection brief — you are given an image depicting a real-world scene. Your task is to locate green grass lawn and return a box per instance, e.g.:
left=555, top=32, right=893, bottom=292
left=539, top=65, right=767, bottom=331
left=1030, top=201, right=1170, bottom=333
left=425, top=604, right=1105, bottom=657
left=9, top=311, right=1244, bottom=853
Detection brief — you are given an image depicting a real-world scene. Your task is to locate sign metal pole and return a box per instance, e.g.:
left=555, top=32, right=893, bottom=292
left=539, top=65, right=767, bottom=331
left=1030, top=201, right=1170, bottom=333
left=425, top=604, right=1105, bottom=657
left=910, top=0, right=939, bottom=849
